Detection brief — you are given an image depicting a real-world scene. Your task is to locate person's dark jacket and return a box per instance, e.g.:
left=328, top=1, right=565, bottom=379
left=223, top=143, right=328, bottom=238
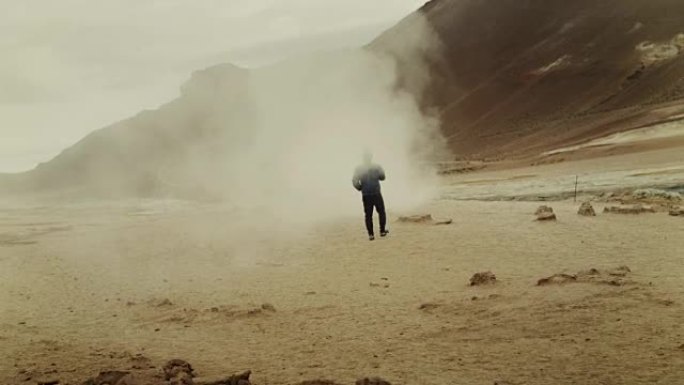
left=352, top=164, right=385, bottom=196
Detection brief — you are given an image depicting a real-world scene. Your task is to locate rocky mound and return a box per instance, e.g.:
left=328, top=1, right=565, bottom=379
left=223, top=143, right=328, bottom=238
left=537, top=266, right=633, bottom=286
left=670, top=207, right=684, bottom=216
left=470, top=271, right=497, bottom=286
left=578, top=202, right=597, bottom=216
left=535, top=206, right=557, bottom=221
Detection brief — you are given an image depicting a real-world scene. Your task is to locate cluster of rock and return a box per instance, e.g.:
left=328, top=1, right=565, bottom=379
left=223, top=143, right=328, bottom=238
left=532, top=198, right=680, bottom=220
left=80, top=360, right=251, bottom=385
left=467, top=266, right=633, bottom=288
left=537, top=266, right=633, bottom=287
left=77, top=360, right=391, bottom=385
left=603, top=204, right=656, bottom=214
left=598, top=188, right=681, bottom=214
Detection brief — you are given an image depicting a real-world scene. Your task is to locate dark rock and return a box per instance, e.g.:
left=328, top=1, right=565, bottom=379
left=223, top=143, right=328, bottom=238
left=356, top=377, right=392, bottom=385
left=418, top=303, right=440, bottom=310
left=669, top=207, right=684, bottom=216
left=195, top=371, right=251, bottom=385
left=537, top=274, right=577, bottom=286
left=298, top=381, right=342, bottom=385
left=81, top=371, right=130, bottom=385
left=37, top=379, right=60, bottom=385
left=577, top=202, right=596, bottom=216
left=469, top=271, right=497, bottom=286
left=163, top=360, right=194, bottom=381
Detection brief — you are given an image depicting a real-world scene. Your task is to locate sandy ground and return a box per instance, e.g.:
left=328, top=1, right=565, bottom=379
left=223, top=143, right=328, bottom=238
left=2, top=148, right=684, bottom=385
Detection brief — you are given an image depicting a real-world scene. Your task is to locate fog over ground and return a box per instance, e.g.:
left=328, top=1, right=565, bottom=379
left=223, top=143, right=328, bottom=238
left=0, top=0, right=426, bottom=172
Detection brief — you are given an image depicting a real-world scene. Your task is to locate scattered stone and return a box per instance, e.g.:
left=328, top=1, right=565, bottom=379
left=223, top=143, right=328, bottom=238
left=535, top=206, right=557, bottom=221
left=469, top=271, right=497, bottom=286
left=539, top=266, right=633, bottom=286
left=577, top=202, right=596, bottom=216
left=304, top=291, right=317, bottom=295
left=17, top=370, right=32, bottom=382
left=535, top=205, right=554, bottom=215
left=195, top=370, right=251, bottom=385
left=418, top=303, right=440, bottom=310
left=78, top=362, right=251, bottom=385
left=246, top=308, right=263, bottom=316
left=670, top=207, right=684, bottom=216
left=537, top=274, right=577, bottom=286
left=434, top=219, right=453, bottom=225
left=632, top=189, right=681, bottom=202
left=604, top=204, right=656, bottom=214
left=398, top=214, right=433, bottom=223
left=151, top=298, right=173, bottom=307
left=578, top=268, right=601, bottom=277
left=169, top=371, right=194, bottom=385
left=119, top=372, right=166, bottom=385
left=397, top=214, right=452, bottom=225
left=163, top=359, right=194, bottom=381
left=129, top=353, right=154, bottom=370
left=37, top=379, right=60, bottom=385
left=356, top=378, right=391, bottom=385
left=298, top=381, right=343, bottom=385
left=602, top=189, right=681, bottom=209
left=81, top=371, right=130, bottom=385
left=261, top=303, right=276, bottom=312
left=607, top=265, right=631, bottom=277
left=537, top=212, right=557, bottom=221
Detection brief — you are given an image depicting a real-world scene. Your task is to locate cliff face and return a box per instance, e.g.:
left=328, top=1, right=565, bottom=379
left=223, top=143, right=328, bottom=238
left=373, top=0, right=684, bottom=157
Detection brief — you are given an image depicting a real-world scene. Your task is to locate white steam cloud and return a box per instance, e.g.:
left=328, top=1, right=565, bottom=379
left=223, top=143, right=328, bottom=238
left=171, top=14, right=446, bottom=223
left=4, top=14, right=446, bottom=228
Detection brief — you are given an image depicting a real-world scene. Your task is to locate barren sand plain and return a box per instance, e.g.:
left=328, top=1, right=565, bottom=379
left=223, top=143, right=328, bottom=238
left=1, top=147, right=684, bottom=385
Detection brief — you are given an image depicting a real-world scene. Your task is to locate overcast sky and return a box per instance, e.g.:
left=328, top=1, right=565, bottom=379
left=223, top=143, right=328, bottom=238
left=0, top=0, right=426, bottom=172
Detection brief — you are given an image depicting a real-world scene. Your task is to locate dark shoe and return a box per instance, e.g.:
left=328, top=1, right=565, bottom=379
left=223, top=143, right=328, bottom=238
left=369, top=235, right=375, bottom=241
left=380, top=230, right=389, bottom=237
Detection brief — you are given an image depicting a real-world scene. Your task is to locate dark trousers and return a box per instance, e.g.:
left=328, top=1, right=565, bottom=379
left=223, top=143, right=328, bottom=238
left=362, top=193, right=386, bottom=236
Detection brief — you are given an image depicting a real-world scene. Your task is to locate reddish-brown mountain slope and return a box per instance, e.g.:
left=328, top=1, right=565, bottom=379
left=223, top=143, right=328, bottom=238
left=373, top=0, right=684, bottom=157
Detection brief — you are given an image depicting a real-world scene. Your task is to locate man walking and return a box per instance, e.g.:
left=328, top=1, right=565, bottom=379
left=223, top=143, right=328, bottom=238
left=352, top=152, right=388, bottom=241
